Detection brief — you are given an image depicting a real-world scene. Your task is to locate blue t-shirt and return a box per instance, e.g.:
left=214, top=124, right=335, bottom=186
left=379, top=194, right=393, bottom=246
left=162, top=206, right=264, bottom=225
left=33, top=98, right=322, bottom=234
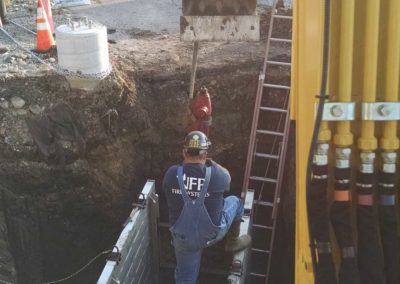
left=162, top=160, right=231, bottom=227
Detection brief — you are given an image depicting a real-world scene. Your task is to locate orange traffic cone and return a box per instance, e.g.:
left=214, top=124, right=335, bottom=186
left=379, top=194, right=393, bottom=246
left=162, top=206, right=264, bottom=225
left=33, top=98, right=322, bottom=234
left=43, top=0, right=54, bottom=34
left=36, top=0, right=55, bottom=52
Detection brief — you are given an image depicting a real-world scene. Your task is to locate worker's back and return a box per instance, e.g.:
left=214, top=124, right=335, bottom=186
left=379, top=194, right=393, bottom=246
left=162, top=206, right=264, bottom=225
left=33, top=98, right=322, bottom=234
left=162, top=160, right=230, bottom=227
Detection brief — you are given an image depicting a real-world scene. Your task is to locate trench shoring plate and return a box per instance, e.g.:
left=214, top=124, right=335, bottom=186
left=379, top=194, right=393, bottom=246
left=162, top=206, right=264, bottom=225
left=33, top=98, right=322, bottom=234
left=182, top=0, right=257, bottom=16
left=180, top=15, right=260, bottom=42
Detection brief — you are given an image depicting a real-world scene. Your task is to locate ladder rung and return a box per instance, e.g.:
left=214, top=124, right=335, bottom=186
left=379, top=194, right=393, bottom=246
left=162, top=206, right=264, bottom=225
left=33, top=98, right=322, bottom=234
left=251, top=248, right=271, bottom=254
left=266, top=60, right=291, bottom=67
left=254, top=200, right=275, bottom=207
left=259, top=106, right=288, bottom=113
left=249, top=176, right=278, bottom=183
left=264, top=83, right=290, bottom=90
left=273, top=15, right=293, bottom=20
left=256, top=129, right=284, bottom=136
left=253, top=224, right=273, bottom=230
left=255, top=152, right=279, bottom=159
left=250, top=272, right=267, bottom=278
left=270, top=37, right=292, bottom=43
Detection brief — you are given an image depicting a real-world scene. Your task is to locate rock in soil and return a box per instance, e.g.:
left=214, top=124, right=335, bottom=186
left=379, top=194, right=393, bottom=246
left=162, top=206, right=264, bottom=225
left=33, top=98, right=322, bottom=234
left=11, top=96, right=25, bottom=109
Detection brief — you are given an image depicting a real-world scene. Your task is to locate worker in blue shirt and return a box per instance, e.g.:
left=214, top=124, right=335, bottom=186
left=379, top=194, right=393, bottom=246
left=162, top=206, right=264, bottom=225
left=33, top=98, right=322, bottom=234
left=163, top=131, right=251, bottom=284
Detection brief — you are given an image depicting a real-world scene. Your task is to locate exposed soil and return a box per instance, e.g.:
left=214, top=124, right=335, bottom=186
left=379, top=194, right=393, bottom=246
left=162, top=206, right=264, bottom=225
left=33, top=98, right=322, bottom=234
left=0, top=2, right=294, bottom=284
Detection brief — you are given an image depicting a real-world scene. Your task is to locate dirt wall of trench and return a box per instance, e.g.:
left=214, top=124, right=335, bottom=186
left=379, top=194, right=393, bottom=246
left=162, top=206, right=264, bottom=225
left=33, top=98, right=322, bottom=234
left=0, top=54, right=263, bottom=283
left=0, top=2, right=299, bottom=283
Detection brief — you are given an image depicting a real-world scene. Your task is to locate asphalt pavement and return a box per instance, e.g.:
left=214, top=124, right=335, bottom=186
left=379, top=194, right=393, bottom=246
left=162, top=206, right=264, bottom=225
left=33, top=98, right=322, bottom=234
left=68, top=0, right=291, bottom=34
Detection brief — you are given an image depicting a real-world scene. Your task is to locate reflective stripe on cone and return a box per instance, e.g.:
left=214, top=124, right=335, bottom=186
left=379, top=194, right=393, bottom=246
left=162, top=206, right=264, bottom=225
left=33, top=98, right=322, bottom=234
left=43, top=0, right=54, bottom=33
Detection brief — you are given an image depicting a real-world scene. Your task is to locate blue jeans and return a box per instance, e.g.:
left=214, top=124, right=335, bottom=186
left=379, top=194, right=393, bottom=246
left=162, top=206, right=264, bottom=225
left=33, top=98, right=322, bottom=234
left=174, top=196, right=244, bottom=284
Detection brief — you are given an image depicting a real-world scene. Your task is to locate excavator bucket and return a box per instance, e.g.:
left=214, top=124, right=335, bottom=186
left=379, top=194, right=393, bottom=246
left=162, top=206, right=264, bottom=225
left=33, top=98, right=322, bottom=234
left=181, top=0, right=259, bottom=42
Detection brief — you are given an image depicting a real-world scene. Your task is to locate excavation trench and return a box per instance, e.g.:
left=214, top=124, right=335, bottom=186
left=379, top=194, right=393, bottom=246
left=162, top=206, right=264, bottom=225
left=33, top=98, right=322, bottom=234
left=0, top=22, right=294, bottom=284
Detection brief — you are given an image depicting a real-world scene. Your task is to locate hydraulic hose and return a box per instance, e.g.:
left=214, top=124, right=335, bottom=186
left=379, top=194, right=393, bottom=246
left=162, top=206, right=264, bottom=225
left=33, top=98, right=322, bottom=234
left=329, top=0, right=359, bottom=281
left=355, top=1, right=385, bottom=283
left=378, top=170, right=399, bottom=284
left=331, top=164, right=359, bottom=284
left=356, top=170, right=386, bottom=284
left=378, top=2, right=400, bottom=283
left=305, top=0, right=330, bottom=279
left=309, top=162, right=337, bottom=284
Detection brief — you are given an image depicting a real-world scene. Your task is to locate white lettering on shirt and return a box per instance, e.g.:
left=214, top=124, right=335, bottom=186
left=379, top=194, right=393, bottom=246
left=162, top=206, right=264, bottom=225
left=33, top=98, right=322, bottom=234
left=189, top=177, right=197, bottom=190
left=197, top=178, right=204, bottom=191
left=176, top=175, right=205, bottom=191
left=173, top=174, right=208, bottom=197
left=171, top=188, right=210, bottom=197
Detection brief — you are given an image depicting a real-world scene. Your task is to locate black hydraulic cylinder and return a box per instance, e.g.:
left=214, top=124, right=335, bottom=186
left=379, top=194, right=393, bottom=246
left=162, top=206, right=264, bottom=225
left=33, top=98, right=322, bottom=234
left=356, top=171, right=385, bottom=284
left=309, top=164, right=337, bottom=284
left=330, top=166, right=359, bottom=284
left=378, top=171, right=399, bottom=284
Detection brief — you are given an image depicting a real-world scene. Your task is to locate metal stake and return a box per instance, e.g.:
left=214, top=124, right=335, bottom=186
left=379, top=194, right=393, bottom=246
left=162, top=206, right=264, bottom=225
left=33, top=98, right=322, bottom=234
left=189, top=41, right=199, bottom=99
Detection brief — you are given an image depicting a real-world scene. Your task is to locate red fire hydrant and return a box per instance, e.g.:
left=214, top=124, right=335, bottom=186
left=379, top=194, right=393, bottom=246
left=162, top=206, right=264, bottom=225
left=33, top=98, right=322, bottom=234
left=189, top=87, right=212, bottom=136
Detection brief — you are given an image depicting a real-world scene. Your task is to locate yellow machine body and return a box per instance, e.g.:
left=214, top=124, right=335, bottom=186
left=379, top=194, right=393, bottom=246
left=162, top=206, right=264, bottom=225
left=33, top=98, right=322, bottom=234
left=291, top=0, right=400, bottom=283
left=291, top=0, right=323, bottom=282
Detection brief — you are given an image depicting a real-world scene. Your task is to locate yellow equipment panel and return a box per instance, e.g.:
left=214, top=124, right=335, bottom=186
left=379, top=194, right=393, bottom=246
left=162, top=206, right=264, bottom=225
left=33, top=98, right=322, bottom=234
left=292, top=0, right=400, bottom=283
left=291, top=0, right=324, bottom=282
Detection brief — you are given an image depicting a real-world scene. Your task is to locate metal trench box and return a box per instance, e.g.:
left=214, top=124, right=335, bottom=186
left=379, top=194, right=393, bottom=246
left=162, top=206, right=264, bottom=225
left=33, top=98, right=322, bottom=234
left=98, top=180, right=254, bottom=284
left=98, top=181, right=160, bottom=284
left=181, top=0, right=260, bottom=41
left=228, top=189, right=254, bottom=284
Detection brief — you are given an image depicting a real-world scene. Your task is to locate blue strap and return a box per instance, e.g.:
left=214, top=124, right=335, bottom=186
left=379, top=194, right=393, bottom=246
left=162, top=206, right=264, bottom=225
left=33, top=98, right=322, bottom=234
left=380, top=194, right=396, bottom=206
left=177, top=166, right=212, bottom=204
left=198, top=167, right=212, bottom=202
left=177, top=166, right=190, bottom=203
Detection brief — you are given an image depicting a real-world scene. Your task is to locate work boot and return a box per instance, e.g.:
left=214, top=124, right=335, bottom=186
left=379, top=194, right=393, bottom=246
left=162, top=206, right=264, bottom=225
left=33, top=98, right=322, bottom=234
left=224, top=221, right=251, bottom=253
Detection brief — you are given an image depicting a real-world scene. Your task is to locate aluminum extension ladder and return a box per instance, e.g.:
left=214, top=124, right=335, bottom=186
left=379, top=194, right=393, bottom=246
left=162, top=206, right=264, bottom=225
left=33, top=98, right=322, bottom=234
left=241, top=1, right=292, bottom=283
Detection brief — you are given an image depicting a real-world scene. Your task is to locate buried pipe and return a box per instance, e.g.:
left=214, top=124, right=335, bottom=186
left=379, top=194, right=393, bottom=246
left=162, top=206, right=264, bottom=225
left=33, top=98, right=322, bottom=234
left=356, top=1, right=385, bottom=283
left=189, top=87, right=212, bottom=136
